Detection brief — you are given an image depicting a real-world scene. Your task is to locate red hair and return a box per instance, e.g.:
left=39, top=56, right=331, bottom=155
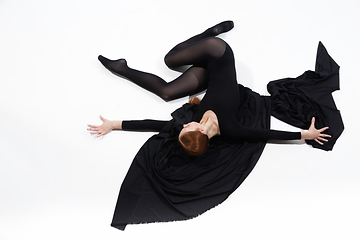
left=188, top=97, right=201, bottom=105
left=179, top=131, right=209, bottom=156
left=179, top=96, right=208, bottom=156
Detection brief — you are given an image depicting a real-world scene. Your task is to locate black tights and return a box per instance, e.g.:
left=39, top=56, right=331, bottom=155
left=98, top=21, right=234, bottom=101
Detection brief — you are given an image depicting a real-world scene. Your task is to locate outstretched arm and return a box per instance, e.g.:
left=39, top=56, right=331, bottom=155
left=225, top=117, right=330, bottom=145
left=87, top=115, right=169, bottom=137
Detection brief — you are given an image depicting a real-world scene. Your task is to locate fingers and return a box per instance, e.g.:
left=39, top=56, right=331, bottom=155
left=100, top=115, right=108, bottom=122
left=314, top=139, right=323, bottom=145
left=311, top=117, right=330, bottom=134
left=318, top=125, right=331, bottom=138
left=319, top=126, right=329, bottom=133
left=87, top=124, right=100, bottom=129
left=320, top=133, right=331, bottom=138
left=89, top=129, right=106, bottom=137
left=87, top=116, right=109, bottom=137
left=97, top=132, right=105, bottom=138
left=310, top=117, right=332, bottom=145
left=87, top=125, right=99, bottom=131
left=317, top=137, right=328, bottom=142
left=87, top=125, right=104, bottom=137
left=310, top=117, right=315, bottom=127
left=88, top=128, right=100, bottom=134
left=314, top=136, right=328, bottom=145
left=314, top=133, right=331, bottom=146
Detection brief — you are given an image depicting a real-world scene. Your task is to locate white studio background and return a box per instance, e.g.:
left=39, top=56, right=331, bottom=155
left=1, top=0, right=359, bottom=239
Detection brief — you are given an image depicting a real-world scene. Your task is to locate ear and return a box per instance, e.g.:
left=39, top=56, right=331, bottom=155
left=200, top=128, right=206, bottom=134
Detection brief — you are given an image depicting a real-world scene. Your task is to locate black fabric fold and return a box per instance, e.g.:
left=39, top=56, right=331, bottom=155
left=111, top=42, right=344, bottom=230
left=267, top=41, right=344, bottom=150
left=111, top=86, right=270, bottom=230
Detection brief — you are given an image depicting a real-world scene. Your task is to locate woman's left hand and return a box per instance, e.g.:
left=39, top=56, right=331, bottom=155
left=302, top=117, right=331, bottom=145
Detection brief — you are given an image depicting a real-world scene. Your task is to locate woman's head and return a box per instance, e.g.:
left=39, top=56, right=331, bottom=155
left=179, top=122, right=209, bottom=156
left=178, top=97, right=209, bottom=156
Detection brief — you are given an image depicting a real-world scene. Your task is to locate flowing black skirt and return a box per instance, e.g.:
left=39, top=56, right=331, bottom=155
left=111, top=42, right=344, bottom=230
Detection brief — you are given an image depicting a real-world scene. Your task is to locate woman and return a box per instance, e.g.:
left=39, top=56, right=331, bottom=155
left=87, top=21, right=341, bottom=230
left=88, top=21, right=330, bottom=153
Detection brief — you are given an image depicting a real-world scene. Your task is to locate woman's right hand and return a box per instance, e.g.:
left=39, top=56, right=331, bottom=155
left=87, top=115, right=122, bottom=138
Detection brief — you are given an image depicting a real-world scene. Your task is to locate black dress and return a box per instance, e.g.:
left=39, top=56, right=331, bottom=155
left=123, top=43, right=301, bottom=141
left=111, top=42, right=343, bottom=230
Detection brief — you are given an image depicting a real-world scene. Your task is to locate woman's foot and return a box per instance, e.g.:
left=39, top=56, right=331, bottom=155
left=98, top=55, right=128, bottom=75
left=206, top=20, right=234, bottom=36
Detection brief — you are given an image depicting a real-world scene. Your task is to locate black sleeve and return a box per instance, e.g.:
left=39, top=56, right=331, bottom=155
left=122, top=119, right=169, bottom=132
left=224, top=124, right=301, bottom=141
left=267, top=129, right=301, bottom=140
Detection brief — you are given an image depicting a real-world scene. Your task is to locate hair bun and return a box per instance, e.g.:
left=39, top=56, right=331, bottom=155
left=188, top=97, right=201, bottom=105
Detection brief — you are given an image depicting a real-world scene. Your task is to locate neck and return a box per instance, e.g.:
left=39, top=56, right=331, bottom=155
left=200, top=114, right=220, bottom=139
left=205, top=124, right=220, bottom=139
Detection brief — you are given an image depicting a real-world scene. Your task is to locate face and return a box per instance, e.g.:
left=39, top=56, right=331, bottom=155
left=179, top=122, right=204, bottom=139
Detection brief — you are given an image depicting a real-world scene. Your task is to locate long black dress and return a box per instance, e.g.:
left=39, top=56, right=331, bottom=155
left=123, top=41, right=301, bottom=141
left=110, top=41, right=343, bottom=230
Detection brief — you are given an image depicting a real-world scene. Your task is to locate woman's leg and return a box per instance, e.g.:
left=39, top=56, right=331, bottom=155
left=164, top=37, right=227, bottom=68
left=165, top=21, right=234, bottom=68
left=98, top=21, right=233, bottom=101
left=98, top=56, right=208, bottom=101
left=165, top=20, right=234, bottom=61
